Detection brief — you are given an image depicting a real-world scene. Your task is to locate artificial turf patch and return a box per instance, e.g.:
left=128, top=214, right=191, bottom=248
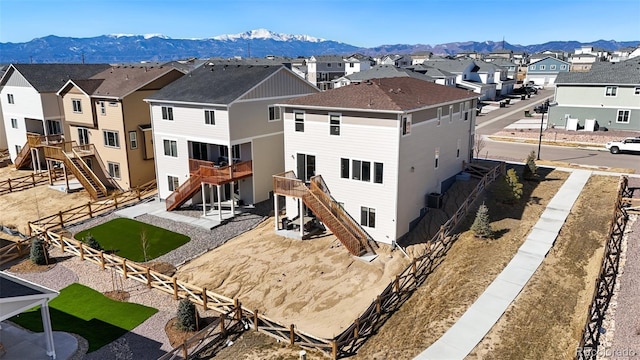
left=10, top=283, right=158, bottom=352
left=75, top=218, right=190, bottom=262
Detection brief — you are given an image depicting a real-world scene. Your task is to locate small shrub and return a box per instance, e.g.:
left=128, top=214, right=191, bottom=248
left=84, top=234, right=103, bottom=251
left=496, top=168, right=523, bottom=204
left=471, top=202, right=494, bottom=239
left=523, top=151, right=538, bottom=181
left=30, top=237, right=48, bottom=265
left=176, top=299, right=198, bottom=332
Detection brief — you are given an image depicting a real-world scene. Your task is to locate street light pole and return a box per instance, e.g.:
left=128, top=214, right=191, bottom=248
left=537, top=99, right=549, bottom=161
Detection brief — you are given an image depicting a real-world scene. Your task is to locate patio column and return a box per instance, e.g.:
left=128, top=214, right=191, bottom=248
left=274, top=194, right=279, bottom=231
left=230, top=182, right=235, bottom=217
left=40, top=301, right=57, bottom=359
left=217, top=185, right=222, bottom=221
left=209, top=186, right=214, bottom=214
left=201, top=182, right=206, bottom=217
left=63, top=162, right=69, bottom=192
left=47, top=160, right=53, bottom=185
left=35, top=149, right=42, bottom=172
left=299, top=199, right=304, bottom=237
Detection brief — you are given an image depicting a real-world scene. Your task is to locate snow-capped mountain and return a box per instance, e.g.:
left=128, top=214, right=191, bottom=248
left=212, top=28, right=324, bottom=42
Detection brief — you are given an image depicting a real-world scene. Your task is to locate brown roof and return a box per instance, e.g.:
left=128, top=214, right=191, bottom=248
left=87, top=65, right=178, bottom=98
left=71, top=79, right=105, bottom=94
left=285, top=77, right=475, bottom=112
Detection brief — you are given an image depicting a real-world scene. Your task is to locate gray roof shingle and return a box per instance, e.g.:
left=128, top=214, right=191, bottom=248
left=345, top=65, right=435, bottom=82
left=555, top=58, right=640, bottom=85
left=6, top=64, right=111, bottom=92
left=146, top=64, right=283, bottom=104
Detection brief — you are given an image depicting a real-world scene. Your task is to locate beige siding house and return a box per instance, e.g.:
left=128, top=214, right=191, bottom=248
left=57, top=65, right=185, bottom=190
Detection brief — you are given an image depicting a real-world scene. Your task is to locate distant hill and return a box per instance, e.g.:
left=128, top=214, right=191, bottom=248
left=0, top=29, right=637, bottom=63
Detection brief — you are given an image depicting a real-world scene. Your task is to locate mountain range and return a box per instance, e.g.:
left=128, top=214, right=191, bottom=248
left=0, top=29, right=637, bottom=64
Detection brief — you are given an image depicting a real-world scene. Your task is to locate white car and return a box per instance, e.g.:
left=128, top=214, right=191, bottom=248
left=605, top=137, right=640, bottom=154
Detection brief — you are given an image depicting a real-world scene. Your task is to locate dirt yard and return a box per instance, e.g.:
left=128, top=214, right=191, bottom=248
left=0, top=165, right=90, bottom=233
left=176, top=219, right=411, bottom=339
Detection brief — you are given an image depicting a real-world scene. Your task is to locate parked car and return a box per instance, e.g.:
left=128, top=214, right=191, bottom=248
left=605, top=137, right=640, bottom=154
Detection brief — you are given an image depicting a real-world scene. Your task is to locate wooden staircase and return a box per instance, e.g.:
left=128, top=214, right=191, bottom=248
left=14, top=133, right=65, bottom=169
left=165, top=159, right=253, bottom=211
left=42, top=144, right=109, bottom=200
left=273, top=172, right=375, bottom=257
left=13, top=142, right=32, bottom=169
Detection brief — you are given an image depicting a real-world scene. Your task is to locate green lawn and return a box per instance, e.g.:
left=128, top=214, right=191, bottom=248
left=75, top=218, right=190, bottom=262
left=10, top=283, right=158, bottom=352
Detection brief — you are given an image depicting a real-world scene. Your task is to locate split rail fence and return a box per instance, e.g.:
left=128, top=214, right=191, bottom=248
left=22, top=162, right=503, bottom=359
left=576, top=176, right=631, bottom=360
left=0, top=170, right=63, bottom=196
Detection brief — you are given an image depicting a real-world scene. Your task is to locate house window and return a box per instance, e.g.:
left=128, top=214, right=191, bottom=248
left=449, top=105, right=454, bottom=123
left=7, top=94, right=14, bottom=104
left=561, top=64, right=567, bottom=70
left=374, top=162, right=383, bottom=184
left=47, top=120, right=62, bottom=135
left=15, top=145, right=22, bottom=154
left=10, top=118, right=18, bottom=129
left=296, top=153, right=315, bottom=182
left=294, top=111, right=304, bottom=132
left=168, top=175, right=180, bottom=192
left=635, top=87, right=640, bottom=95
left=457, top=139, right=461, bottom=158
left=72, top=99, right=82, bottom=113
left=129, top=131, right=138, bottom=149
left=539, top=65, right=546, bottom=70
left=435, top=147, right=440, bottom=169
left=530, top=65, right=536, bottom=70
left=402, top=116, right=411, bottom=135
left=103, top=130, right=120, bottom=148
left=99, top=101, right=106, bottom=115
left=464, top=101, right=470, bottom=121
left=107, top=162, right=121, bottom=179
left=351, top=160, right=371, bottom=182
left=163, top=139, right=178, bottom=157
left=78, top=128, right=89, bottom=145
left=360, top=207, right=376, bottom=228
left=437, top=107, right=442, bottom=126
left=617, top=110, right=630, bottom=123
left=268, top=106, right=281, bottom=121
left=327, top=63, right=332, bottom=67
left=550, top=65, right=556, bottom=70
left=329, top=113, right=341, bottom=136
left=605, top=86, right=617, bottom=97
left=459, top=103, right=464, bottom=120
left=204, top=110, right=215, bottom=125
left=349, top=63, right=355, bottom=68
left=161, top=106, right=174, bottom=120
left=341, top=158, right=349, bottom=179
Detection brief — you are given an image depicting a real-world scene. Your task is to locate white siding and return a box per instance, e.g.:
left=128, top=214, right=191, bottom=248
left=283, top=109, right=400, bottom=244
left=0, top=84, right=44, bottom=160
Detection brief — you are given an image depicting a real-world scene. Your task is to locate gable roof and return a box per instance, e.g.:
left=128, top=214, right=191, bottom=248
left=555, top=58, right=640, bottom=85
left=89, top=65, right=182, bottom=99
left=423, top=59, right=477, bottom=73
left=284, top=77, right=475, bottom=112
left=1, top=63, right=111, bottom=92
left=146, top=64, right=284, bottom=105
left=344, top=65, right=435, bottom=83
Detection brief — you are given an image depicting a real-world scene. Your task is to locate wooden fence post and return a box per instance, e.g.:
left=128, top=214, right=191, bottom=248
left=78, top=241, right=84, bottom=260
left=60, top=234, right=65, bottom=252
left=172, top=277, right=178, bottom=300
left=220, top=315, right=226, bottom=336
left=254, top=310, right=259, bottom=331
left=181, top=341, right=188, bottom=359
left=136, top=186, right=141, bottom=200
left=7, top=178, right=11, bottom=192
left=28, top=222, right=32, bottom=236
left=58, top=211, right=64, bottom=227
left=113, top=194, right=118, bottom=209
left=100, top=251, right=105, bottom=270
left=234, top=298, right=242, bottom=320
left=331, top=340, right=338, bottom=360
left=393, top=276, right=400, bottom=293
left=88, top=202, right=93, bottom=218
left=122, top=259, right=128, bottom=279
left=31, top=174, right=36, bottom=187
left=202, top=288, right=208, bottom=310
left=146, top=267, right=151, bottom=287
left=289, top=324, right=295, bottom=345
left=354, top=318, right=359, bottom=338
left=376, top=295, right=381, bottom=315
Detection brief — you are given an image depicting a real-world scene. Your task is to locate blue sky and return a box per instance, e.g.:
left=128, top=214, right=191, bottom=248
left=1, top=0, right=638, bottom=46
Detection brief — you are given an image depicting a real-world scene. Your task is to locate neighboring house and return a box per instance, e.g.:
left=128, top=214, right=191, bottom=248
left=455, top=51, right=482, bottom=60
left=332, top=65, right=436, bottom=89
left=0, top=65, right=6, bottom=151
left=145, top=64, right=319, bottom=212
left=424, top=59, right=497, bottom=100
left=549, top=58, right=640, bottom=131
left=344, top=53, right=375, bottom=76
left=529, top=50, right=567, bottom=63
left=0, top=64, right=110, bottom=163
left=478, top=60, right=517, bottom=96
left=487, top=49, right=513, bottom=61
left=611, top=46, right=637, bottom=62
left=56, top=65, right=185, bottom=190
left=306, top=55, right=347, bottom=90
left=377, top=54, right=410, bottom=67
left=408, top=65, right=457, bottom=87
left=490, top=58, right=518, bottom=79
left=524, top=56, right=570, bottom=86
left=569, top=53, right=599, bottom=72
left=512, top=51, right=527, bottom=66
left=410, top=51, right=434, bottom=65
left=274, top=77, right=477, bottom=252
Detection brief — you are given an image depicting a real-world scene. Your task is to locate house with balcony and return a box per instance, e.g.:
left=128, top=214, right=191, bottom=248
left=55, top=65, right=185, bottom=195
left=424, top=59, right=497, bottom=100
left=145, top=63, right=319, bottom=215
left=0, top=64, right=110, bottom=166
left=273, top=77, right=477, bottom=256
left=525, top=56, right=570, bottom=86
left=548, top=58, right=640, bottom=131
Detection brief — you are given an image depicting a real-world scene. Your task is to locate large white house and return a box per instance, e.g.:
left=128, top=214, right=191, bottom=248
left=145, top=63, right=319, bottom=212
left=273, top=77, right=477, bottom=253
left=0, top=64, right=110, bottom=163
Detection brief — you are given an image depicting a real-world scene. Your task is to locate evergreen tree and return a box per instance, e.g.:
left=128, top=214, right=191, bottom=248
left=523, top=151, right=538, bottom=181
left=84, top=234, right=103, bottom=251
left=496, top=168, right=523, bottom=204
left=30, top=237, right=48, bottom=265
left=471, top=203, right=494, bottom=238
left=176, top=299, right=198, bottom=331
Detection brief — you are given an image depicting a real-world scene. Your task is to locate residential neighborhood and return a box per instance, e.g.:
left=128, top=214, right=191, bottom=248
left=1, top=19, right=639, bottom=360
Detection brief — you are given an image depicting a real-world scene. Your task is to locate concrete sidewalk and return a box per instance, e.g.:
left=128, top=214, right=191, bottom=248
left=414, top=169, right=592, bottom=360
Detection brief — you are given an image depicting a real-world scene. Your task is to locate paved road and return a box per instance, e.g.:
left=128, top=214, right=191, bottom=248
left=474, top=88, right=640, bottom=174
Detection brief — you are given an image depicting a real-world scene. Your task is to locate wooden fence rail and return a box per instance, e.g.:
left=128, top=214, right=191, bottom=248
left=576, top=176, right=630, bottom=360
left=0, top=171, right=57, bottom=196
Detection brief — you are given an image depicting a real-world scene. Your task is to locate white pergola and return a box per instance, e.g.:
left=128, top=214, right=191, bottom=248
left=0, top=271, right=59, bottom=359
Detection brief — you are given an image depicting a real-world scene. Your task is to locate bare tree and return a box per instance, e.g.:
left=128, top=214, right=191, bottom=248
left=140, top=229, right=150, bottom=262
left=474, top=136, right=486, bottom=159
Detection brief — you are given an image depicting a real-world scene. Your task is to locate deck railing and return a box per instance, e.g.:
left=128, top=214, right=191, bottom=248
left=272, top=171, right=309, bottom=198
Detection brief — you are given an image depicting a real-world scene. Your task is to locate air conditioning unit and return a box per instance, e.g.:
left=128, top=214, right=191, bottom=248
left=426, top=193, right=443, bottom=209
